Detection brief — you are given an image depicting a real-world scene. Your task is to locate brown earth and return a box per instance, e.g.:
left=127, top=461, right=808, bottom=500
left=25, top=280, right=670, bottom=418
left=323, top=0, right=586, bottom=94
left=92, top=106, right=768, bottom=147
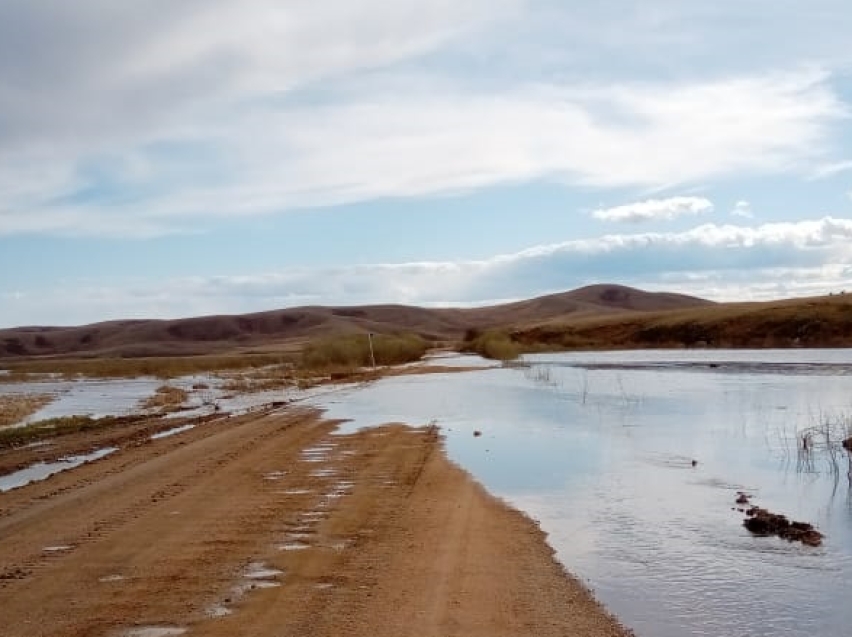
left=0, top=406, right=631, bottom=637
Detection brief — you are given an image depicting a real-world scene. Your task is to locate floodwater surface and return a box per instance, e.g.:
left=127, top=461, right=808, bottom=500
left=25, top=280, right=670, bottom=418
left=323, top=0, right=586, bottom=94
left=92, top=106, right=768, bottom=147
left=313, top=350, right=852, bottom=637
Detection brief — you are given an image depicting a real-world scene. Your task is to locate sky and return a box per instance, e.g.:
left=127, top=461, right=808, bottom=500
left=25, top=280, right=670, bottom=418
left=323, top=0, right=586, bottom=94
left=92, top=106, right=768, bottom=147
left=2, top=1, right=852, bottom=327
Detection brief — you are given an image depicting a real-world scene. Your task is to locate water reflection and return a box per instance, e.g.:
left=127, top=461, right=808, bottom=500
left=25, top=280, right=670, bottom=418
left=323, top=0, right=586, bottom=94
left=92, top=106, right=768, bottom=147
left=313, top=350, right=852, bottom=637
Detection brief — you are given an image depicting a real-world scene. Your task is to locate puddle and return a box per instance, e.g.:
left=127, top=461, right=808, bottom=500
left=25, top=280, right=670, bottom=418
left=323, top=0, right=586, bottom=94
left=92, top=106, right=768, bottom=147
left=0, top=447, right=118, bottom=492
left=287, top=524, right=314, bottom=533
left=303, top=445, right=336, bottom=453
left=42, top=545, right=72, bottom=552
left=244, top=562, right=283, bottom=580
left=278, top=541, right=310, bottom=551
left=228, top=562, right=285, bottom=601
left=263, top=471, right=287, bottom=481
left=314, top=582, right=334, bottom=590
left=24, top=440, right=54, bottom=449
left=123, top=627, right=186, bottom=637
left=99, top=574, right=126, bottom=582
left=323, top=540, right=350, bottom=552
left=150, top=424, right=195, bottom=440
left=309, top=469, right=337, bottom=478
left=282, top=489, right=311, bottom=495
left=206, top=604, right=233, bottom=618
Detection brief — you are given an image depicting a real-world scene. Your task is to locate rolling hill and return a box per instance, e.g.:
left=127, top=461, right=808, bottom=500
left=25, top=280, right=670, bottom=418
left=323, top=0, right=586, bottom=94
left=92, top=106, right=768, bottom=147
left=0, top=284, right=711, bottom=359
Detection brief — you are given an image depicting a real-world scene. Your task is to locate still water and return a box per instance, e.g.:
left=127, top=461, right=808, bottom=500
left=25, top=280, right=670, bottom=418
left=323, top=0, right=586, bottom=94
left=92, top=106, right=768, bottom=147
left=312, top=349, right=852, bottom=637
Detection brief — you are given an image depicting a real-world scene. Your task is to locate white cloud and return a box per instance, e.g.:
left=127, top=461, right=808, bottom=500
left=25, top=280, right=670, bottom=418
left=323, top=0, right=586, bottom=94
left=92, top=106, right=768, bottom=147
left=730, top=200, right=753, bottom=218
left=593, top=196, right=713, bottom=223
left=5, top=217, right=852, bottom=326
left=1, top=69, right=846, bottom=237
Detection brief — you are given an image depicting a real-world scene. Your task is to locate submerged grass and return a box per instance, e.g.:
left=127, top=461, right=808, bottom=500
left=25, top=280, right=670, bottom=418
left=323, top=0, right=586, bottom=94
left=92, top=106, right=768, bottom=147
left=0, top=394, right=53, bottom=428
left=0, top=414, right=148, bottom=449
left=141, top=385, right=189, bottom=411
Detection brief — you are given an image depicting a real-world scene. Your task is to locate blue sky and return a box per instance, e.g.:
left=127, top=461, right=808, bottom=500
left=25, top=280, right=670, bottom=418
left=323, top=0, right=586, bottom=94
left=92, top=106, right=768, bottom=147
left=2, top=0, right=852, bottom=327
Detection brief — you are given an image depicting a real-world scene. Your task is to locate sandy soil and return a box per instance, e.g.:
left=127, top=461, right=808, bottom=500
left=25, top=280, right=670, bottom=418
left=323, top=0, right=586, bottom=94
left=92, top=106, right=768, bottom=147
left=0, top=406, right=631, bottom=637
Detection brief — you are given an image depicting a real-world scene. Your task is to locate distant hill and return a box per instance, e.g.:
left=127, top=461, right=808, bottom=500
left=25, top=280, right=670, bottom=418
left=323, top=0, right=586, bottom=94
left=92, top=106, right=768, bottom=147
left=0, top=284, right=711, bottom=359
left=512, top=292, right=852, bottom=350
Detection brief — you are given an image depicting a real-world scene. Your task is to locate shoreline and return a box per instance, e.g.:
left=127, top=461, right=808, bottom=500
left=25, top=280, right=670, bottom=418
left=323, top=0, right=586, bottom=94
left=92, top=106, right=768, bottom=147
left=0, top=407, right=632, bottom=637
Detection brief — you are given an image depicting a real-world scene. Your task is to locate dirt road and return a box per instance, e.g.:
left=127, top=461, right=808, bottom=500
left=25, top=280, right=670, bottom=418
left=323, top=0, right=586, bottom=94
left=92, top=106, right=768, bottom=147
left=0, top=407, right=630, bottom=637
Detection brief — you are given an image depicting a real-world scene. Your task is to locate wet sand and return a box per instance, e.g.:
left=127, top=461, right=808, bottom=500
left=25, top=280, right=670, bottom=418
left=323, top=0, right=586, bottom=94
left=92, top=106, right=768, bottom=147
left=0, top=406, right=630, bottom=637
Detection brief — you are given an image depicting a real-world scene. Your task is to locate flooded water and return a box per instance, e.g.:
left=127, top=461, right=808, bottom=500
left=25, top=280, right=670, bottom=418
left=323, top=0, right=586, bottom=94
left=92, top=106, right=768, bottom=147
left=150, top=424, right=196, bottom=440
left=312, top=350, right=852, bottom=637
left=0, top=371, right=354, bottom=428
left=0, top=377, right=164, bottom=426
left=0, top=447, right=118, bottom=492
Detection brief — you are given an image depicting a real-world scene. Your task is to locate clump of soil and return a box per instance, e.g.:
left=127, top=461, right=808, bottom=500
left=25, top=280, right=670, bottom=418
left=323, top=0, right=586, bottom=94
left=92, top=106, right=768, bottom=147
left=743, top=507, right=823, bottom=547
left=842, top=437, right=852, bottom=452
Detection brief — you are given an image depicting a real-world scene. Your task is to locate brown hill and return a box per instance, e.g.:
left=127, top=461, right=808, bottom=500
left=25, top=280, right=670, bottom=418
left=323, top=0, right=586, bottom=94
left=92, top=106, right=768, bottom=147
left=0, top=284, right=710, bottom=359
left=513, top=293, right=852, bottom=350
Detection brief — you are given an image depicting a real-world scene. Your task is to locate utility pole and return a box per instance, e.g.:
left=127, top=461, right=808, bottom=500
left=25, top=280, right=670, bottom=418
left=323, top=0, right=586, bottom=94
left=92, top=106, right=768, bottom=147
left=367, top=332, right=376, bottom=369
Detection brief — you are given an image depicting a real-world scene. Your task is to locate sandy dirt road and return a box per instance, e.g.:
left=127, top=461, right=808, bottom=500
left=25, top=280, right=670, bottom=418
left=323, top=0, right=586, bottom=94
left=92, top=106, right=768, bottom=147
left=0, top=406, right=630, bottom=637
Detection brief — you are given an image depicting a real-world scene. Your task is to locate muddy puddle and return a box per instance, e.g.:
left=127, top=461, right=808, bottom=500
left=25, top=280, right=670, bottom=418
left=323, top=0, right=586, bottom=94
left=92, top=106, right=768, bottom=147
left=312, top=349, right=852, bottom=637
left=150, top=424, right=196, bottom=440
left=0, top=447, right=118, bottom=492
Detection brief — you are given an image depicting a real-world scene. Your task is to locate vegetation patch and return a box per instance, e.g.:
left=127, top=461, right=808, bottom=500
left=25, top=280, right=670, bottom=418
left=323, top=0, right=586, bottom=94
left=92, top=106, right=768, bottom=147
left=0, top=394, right=53, bottom=428
left=513, top=295, right=852, bottom=351
left=141, top=385, right=189, bottom=412
left=460, top=329, right=522, bottom=361
left=4, top=353, right=289, bottom=379
left=300, top=333, right=428, bottom=370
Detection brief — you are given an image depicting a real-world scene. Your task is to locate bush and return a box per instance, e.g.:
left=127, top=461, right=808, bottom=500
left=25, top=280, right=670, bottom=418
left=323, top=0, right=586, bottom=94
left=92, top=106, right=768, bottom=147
left=462, top=330, right=521, bottom=361
left=300, top=333, right=428, bottom=370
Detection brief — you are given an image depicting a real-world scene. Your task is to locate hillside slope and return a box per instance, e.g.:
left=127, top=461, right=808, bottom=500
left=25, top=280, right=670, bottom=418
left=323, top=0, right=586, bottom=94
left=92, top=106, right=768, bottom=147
left=0, top=284, right=710, bottom=358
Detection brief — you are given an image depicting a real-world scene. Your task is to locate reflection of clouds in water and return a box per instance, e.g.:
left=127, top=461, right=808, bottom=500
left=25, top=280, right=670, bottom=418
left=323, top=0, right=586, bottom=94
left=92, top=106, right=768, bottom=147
left=315, top=350, right=852, bottom=637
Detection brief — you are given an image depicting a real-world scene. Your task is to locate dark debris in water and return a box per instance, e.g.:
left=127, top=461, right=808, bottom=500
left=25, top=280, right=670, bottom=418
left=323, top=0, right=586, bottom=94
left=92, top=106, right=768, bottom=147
left=743, top=506, right=823, bottom=547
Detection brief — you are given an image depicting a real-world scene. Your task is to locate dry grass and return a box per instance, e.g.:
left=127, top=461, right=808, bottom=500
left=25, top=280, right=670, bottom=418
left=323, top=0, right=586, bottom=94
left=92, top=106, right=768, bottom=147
left=4, top=353, right=291, bottom=379
left=217, top=363, right=297, bottom=394
left=0, top=394, right=53, bottom=428
left=300, top=333, right=428, bottom=370
left=513, top=294, right=852, bottom=351
left=141, top=385, right=189, bottom=412
left=460, top=330, right=522, bottom=361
